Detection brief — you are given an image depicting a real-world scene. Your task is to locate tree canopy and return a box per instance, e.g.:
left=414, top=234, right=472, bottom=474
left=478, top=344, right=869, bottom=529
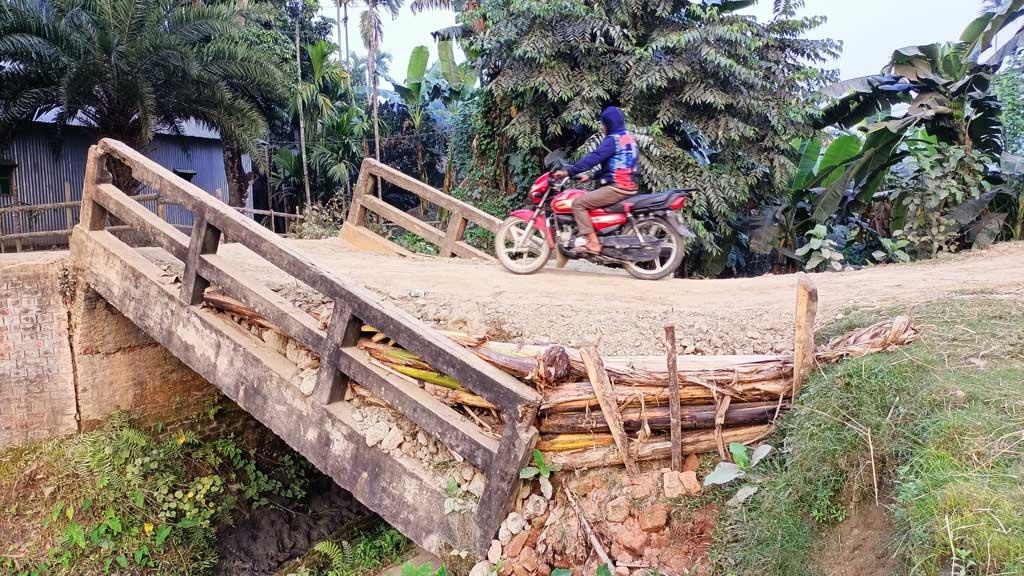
left=460, top=0, right=839, bottom=267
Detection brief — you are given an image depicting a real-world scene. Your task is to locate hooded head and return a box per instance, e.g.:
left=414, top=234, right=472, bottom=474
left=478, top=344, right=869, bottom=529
left=600, top=106, right=626, bottom=134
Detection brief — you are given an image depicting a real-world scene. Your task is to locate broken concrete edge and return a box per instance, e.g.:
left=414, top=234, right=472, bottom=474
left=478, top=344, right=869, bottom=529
left=70, top=229, right=485, bottom=556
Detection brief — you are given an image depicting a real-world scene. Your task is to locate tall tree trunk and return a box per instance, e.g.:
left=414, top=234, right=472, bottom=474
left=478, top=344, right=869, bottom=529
left=294, top=19, right=313, bottom=207
left=223, top=141, right=252, bottom=207
left=367, top=0, right=381, bottom=166
left=343, top=2, right=350, bottom=65
left=336, top=2, right=343, bottom=63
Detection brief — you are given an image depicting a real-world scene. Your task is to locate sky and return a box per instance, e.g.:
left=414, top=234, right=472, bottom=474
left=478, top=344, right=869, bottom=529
left=318, top=0, right=989, bottom=87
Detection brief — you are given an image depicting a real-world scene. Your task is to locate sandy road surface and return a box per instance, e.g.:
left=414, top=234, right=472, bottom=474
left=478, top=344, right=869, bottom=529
left=197, top=239, right=1024, bottom=356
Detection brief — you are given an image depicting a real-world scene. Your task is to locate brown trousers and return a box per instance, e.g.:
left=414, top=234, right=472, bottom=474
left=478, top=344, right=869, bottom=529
left=572, top=185, right=634, bottom=235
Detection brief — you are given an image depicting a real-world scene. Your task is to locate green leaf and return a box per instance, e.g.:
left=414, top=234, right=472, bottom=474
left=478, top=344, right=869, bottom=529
left=792, top=136, right=822, bottom=191
left=551, top=570, right=573, bottom=576
left=175, top=518, right=199, bottom=529
left=65, top=523, right=86, bottom=549
left=105, top=515, right=122, bottom=534
left=134, top=545, right=149, bottom=566
left=155, top=525, right=172, bottom=547
left=406, top=45, right=430, bottom=96
left=729, top=442, right=750, bottom=468
left=519, top=467, right=540, bottom=479
left=596, top=564, right=613, bottom=576
left=438, top=39, right=459, bottom=89
left=818, top=135, right=863, bottom=186
left=132, top=491, right=144, bottom=508
left=704, top=462, right=746, bottom=486
left=115, top=555, right=128, bottom=569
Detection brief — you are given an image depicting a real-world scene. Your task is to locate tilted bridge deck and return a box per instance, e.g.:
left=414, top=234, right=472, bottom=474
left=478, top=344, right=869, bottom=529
left=70, top=139, right=542, bottom=554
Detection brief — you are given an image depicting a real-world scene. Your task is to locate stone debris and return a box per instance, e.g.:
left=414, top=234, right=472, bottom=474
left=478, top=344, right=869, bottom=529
left=364, top=421, right=389, bottom=447
left=379, top=426, right=404, bottom=452
left=639, top=503, right=669, bottom=533
left=468, top=472, right=487, bottom=498
left=683, top=453, right=701, bottom=473
left=487, top=540, right=502, bottom=564
left=468, top=561, right=492, bottom=576
left=505, top=512, right=527, bottom=535
left=522, top=494, right=548, bottom=520
left=605, top=496, right=630, bottom=523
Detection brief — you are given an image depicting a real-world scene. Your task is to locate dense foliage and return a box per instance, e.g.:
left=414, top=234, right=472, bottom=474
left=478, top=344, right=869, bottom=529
left=453, top=0, right=839, bottom=272
left=0, top=0, right=285, bottom=176
left=0, top=413, right=309, bottom=575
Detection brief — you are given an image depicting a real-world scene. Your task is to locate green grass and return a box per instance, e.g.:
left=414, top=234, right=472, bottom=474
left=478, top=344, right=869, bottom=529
left=715, top=298, right=1024, bottom=576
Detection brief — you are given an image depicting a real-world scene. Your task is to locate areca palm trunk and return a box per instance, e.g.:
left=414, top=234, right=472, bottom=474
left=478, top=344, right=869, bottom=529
left=367, top=0, right=381, bottom=166
left=294, top=19, right=313, bottom=206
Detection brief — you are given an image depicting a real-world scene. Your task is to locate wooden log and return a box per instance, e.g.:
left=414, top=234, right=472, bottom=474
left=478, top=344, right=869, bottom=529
left=204, top=291, right=281, bottom=331
left=538, top=402, right=779, bottom=434
left=540, top=379, right=790, bottom=412
left=545, top=425, right=774, bottom=470
left=581, top=346, right=638, bottom=475
left=536, top=434, right=616, bottom=452
left=665, top=325, right=682, bottom=471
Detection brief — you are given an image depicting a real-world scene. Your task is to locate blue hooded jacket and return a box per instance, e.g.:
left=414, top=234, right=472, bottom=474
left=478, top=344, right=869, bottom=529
left=565, top=106, right=639, bottom=192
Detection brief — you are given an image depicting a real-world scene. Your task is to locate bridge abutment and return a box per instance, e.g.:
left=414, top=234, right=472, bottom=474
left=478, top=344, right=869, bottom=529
left=69, top=282, right=215, bottom=430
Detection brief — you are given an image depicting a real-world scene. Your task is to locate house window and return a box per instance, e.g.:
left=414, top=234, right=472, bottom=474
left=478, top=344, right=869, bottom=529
left=173, top=169, right=197, bottom=183
left=0, top=163, right=14, bottom=196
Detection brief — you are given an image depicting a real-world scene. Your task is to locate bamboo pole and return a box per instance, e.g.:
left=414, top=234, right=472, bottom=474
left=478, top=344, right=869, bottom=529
left=581, top=346, right=638, bottom=475
left=545, top=425, right=773, bottom=470
left=538, top=401, right=779, bottom=434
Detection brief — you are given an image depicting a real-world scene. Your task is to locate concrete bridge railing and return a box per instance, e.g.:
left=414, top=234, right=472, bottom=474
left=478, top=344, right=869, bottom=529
left=71, top=139, right=543, bottom=554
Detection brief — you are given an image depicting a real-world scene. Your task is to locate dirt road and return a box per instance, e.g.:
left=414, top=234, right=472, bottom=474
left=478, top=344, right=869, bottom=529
left=201, top=239, right=1024, bottom=356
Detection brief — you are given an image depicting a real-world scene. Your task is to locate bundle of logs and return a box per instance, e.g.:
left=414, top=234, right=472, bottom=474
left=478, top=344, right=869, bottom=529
left=203, top=278, right=920, bottom=472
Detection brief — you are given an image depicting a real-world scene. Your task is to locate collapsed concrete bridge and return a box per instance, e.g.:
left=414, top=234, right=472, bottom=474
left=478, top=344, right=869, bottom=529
left=66, top=139, right=542, bottom=556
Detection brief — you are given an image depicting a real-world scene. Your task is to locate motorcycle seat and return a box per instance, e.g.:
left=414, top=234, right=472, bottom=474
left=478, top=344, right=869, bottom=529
left=600, top=189, right=692, bottom=214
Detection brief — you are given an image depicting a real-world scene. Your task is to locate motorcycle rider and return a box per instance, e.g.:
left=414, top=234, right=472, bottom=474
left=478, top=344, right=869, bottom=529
left=553, top=106, right=639, bottom=254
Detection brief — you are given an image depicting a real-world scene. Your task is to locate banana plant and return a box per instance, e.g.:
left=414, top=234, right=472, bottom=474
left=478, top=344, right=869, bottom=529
left=389, top=45, right=433, bottom=183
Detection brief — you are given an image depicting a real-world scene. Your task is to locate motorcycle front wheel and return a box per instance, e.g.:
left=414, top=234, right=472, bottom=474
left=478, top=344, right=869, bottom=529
left=495, top=216, right=552, bottom=275
left=622, top=218, right=685, bottom=280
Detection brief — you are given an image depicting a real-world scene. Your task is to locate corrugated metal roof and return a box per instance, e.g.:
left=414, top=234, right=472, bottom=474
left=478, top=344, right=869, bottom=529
left=31, top=110, right=221, bottom=140
left=0, top=123, right=252, bottom=246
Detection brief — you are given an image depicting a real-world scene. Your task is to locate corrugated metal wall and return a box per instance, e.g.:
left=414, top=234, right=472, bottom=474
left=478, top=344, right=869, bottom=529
left=0, top=123, right=252, bottom=245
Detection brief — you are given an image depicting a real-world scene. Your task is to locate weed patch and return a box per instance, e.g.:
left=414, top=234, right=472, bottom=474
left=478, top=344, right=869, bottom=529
left=0, top=413, right=310, bottom=575
left=716, top=298, right=1024, bottom=576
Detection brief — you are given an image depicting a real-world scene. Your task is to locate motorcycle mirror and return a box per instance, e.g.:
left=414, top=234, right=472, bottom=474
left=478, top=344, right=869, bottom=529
left=544, top=149, right=569, bottom=171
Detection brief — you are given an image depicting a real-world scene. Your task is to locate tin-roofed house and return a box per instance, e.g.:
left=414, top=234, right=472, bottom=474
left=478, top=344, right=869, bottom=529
left=0, top=115, right=254, bottom=251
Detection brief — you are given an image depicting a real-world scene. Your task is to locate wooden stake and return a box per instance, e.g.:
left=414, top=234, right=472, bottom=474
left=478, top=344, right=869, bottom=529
left=713, top=394, right=731, bottom=460
left=665, top=325, right=682, bottom=471
left=581, top=345, right=639, bottom=475
left=64, top=181, right=75, bottom=233
left=566, top=488, right=615, bottom=573
left=792, top=274, right=819, bottom=401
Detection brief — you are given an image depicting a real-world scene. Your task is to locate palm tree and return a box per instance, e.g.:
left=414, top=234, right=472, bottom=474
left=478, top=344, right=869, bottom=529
left=0, top=0, right=283, bottom=194
left=359, top=0, right=403, bottom=167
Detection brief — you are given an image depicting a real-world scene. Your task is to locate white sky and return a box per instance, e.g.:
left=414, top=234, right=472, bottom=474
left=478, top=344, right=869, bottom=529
left=319, top=0, right=988, bottom=85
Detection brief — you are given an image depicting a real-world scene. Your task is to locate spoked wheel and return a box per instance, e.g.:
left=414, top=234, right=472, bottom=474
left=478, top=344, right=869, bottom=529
left=622, top=218, right=685, bottom=280
left=495, top=216, right=552, bottom=275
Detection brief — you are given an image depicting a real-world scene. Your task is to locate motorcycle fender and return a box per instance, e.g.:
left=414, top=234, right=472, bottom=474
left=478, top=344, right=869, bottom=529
left=669, top=212, right=697, bottom=240
left=510, top=209, right=555, bottom=247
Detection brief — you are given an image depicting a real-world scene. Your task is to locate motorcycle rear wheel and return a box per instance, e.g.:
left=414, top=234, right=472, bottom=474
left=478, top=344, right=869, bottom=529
left=622, top=218, right=685, bottom=280
left=495, top=216, right=552, bottom=275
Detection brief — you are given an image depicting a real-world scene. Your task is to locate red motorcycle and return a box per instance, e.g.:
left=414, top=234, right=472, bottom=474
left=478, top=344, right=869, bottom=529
left=495, top=161, right=695, bottom=281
